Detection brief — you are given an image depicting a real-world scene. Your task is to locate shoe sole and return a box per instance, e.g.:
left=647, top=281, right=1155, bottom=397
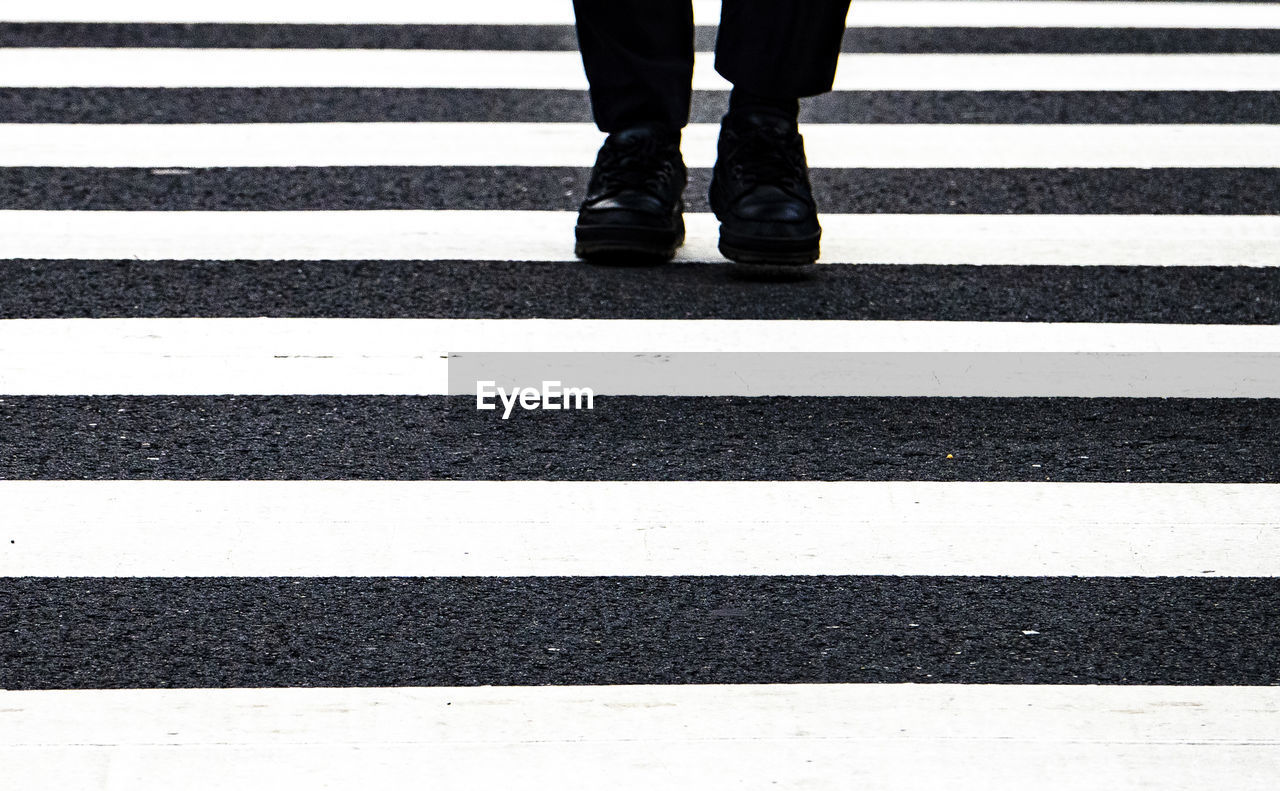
left=717, top=227, right=821, bottom=266
left=575, top=217, right=685, bottom=263
left=708, top=184, right=820, bottom=265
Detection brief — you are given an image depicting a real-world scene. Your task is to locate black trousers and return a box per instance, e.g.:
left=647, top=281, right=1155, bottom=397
left=572, top=0, right=852, bottom=132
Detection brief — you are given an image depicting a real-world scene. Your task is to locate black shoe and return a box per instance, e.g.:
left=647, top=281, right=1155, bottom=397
left=575, top=123, right=687, bottom=262
left=709, top=111, right=821, bottom=265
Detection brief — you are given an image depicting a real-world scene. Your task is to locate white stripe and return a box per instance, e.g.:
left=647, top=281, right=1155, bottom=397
left=849, top=1, right=1280, bottom=29
left=2, top=481, right=1276, bottom=577
left=4, top=50, right=1280, bottom=91
left=3, top=0, right=701, bottom=25
left=10, top=0, right=1280, bottom=29
left=448, top=351, right=1280, bottom=398
left=1, top=318, right=1278, bottom=396
left=10, top=122, right=1280, bottom=168
left=4, top=686, right=1278, bottom=791
left=4, top=210, right=1280, bottom=266
left=23, top=318, right=1278, bottom=354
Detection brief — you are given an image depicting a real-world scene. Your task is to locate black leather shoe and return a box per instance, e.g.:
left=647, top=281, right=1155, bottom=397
left=709, top=111, right=821, bottom=265
left=575, top=123, right=687, bottom=262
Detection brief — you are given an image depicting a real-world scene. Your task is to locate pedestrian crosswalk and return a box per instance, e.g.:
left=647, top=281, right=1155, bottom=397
left=4, top=318, right=1280, bottom=394
left=13, top=122, right=1280, bottom=166
left=7, top=685, right=1277, bottom=789
left=9, top=50, right=1280, bottom=89
left=10, top=211, right=1280, bottom=263
left=14, top=0, right=1280, bottom=27
left=5, top=481, right=1279, bottom=576
left=1, top=1, right=1278, bottom=789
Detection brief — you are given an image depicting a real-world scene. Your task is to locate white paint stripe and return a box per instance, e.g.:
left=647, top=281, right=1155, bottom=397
left=849, top=1, right=1280, bottom=29
left=10, top=0, right=1280, bottom=29
left=1, top=318, right=1278, bottom=396
left=449, top=352, right=1280, bottom=397
left=3, top=50, right=1280, bottom=91
left=9, top=318, right=1276, bottom=353
left=2, top=481, right=1276, bottom=577
left=11, top=122, right=1280, bottom=168
left=4, top=210, right=1280, bottom=266
left=4, top=686, right=1278, bottom=791
left=3, top=0, right=705, bottom=25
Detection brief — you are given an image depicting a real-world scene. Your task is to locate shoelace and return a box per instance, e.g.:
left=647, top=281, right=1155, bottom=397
left=725, top=123, right=807, bottom=196
left=595, top=136, right=679, bottom=198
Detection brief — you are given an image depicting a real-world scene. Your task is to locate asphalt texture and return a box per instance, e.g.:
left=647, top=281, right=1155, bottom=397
left=5, top=260, right=1278, bottom=323
left=5, top=23, right=1280, bottom=53
left=8, top=89, right=1280, bottom=124
left=1, top=397, right=1276, bottom=482
left=4, top=14, right=1279, bottom=695
left=8, top=167, right=1280, bottom=214
left=3, top=577, right=1277, bottom=689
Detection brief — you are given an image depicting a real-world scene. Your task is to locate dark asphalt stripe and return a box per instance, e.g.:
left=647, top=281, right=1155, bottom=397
left=3, top=260, right=1279, bottom=324
left=1, top=397, right=1275, bottom=482
left=6, top=166, right=1279, bottom=214
left=0, top=23, right=583, bottom=50
left=2, top=576, right=1275, bottom=690
left=4, top=23, right=1280, bottom=53
left=832, top=28, right=1280, bottom=54
left=6, top=88, right=1279, bottom=124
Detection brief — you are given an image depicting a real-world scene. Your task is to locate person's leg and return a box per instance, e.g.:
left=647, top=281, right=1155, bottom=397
left=715, top=0, right=850, bottom=103
left=571, top=1, right=694, bottom=261
left=726, top=86, right=799, bottom=126
left=572, top=0, right=695, bottom=133
left=710, top=0, right=852, bottom=265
